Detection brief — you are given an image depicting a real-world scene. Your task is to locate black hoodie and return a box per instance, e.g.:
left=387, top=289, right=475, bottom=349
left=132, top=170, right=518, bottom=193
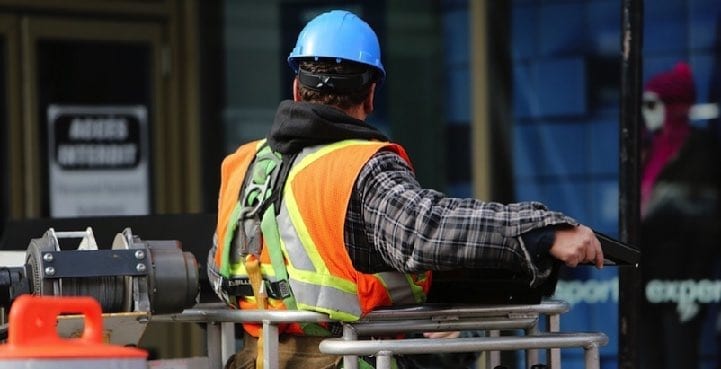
left=267, top=100, right=388, bottom=154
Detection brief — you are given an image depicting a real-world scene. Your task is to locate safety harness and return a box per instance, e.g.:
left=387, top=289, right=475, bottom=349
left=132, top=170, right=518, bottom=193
left=225, top=142, right=293, bottom=303
left=222, top=142, right=343, bottom=368
left=242, top=143, right=287, bottom=369
left=215, top=140, right=414, bottom=369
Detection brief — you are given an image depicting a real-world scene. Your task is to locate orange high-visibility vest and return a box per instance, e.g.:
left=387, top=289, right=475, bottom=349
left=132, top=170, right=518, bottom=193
left=211, top=139, right=431, bottom=336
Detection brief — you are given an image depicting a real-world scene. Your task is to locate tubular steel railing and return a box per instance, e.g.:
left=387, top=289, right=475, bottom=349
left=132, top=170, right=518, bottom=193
left=155, top=300, right=608, bottom=369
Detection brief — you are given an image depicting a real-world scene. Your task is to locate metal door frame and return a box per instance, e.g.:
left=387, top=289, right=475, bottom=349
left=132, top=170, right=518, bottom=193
left=0, top=14, right=22, bottom=219
left=20, top=17, right=165, bottom=216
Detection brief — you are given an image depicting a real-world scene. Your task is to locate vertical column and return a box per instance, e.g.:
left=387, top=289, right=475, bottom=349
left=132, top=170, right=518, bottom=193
left=618, top=0, right=643, bottom=368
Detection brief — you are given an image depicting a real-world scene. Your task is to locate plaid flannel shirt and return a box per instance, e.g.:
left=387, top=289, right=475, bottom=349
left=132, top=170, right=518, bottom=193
left=344, top=150, right=576, bottom=285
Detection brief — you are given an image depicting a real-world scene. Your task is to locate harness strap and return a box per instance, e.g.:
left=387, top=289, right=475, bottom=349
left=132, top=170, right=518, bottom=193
left=226, top=144, right=333, bottom=340
left=245, top=254, right=267, bottom=309
left=221, top=277, right=291, bottom=300
left=245, top=254, right=266, bottom=369
left=228, top=144, right=337, bottom=339
left=261, top=183, right=333, bottom=336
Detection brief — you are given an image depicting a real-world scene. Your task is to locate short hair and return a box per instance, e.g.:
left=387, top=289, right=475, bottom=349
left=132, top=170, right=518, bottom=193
left=296, top=59, right=377, bottom=110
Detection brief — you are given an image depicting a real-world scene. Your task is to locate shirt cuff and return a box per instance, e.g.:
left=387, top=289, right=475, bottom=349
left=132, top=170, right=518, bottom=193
left=521, top=226, right=562, bottom=285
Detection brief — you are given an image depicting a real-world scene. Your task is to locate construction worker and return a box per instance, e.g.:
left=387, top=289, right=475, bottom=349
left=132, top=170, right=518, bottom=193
left=207, top=9, right=604, bottom=369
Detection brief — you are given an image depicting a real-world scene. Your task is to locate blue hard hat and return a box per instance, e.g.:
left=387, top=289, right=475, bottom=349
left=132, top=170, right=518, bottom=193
left=288, top=10, right=386, bottom=81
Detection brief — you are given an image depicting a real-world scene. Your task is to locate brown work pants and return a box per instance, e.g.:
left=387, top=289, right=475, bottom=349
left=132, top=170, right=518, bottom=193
left=225, top=332, right=341, bottom=369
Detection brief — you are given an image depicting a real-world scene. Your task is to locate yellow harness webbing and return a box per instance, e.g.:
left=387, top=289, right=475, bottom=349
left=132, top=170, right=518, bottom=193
left=245, top=254, right=266, bottom=369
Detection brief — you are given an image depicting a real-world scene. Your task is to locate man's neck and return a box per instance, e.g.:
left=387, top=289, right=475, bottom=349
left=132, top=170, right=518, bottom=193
left=342, top=104, right=367, bottom=121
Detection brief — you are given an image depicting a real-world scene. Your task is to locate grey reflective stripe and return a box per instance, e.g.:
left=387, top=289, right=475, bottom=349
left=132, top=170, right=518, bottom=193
left=289, top=278, right=362, bottom=319
left=277, top=145, right=363, bottom=317
left=278, top=201, right=316, bottom=271
left=376, top=272, right=420, bottom=304
left=275, top=142, right=421, bottom=318
left=207, top=245, right=237, bottom=307
left=207, top=248, right=224, bottom=296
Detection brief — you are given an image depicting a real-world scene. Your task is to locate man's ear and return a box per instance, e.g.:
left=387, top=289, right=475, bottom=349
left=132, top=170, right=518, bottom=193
left=363, top=83, right=376, bottom=114
left=293, top=77, right=302, bottom=102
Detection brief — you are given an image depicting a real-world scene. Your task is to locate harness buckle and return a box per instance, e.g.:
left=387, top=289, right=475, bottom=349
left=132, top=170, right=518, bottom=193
left=233, top=214, right=262, bottom=262
left=233, top=148, right=282, bottom=260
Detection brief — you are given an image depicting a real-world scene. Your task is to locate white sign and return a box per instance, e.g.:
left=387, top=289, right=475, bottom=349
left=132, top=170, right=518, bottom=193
left=48, top=105, right=150, bottom=217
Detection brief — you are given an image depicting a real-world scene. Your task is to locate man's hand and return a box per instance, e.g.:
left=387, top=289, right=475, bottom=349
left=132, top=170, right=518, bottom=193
left=549, top=225, right=604, bottom=268
left=423, top=331, right=461, bottom=339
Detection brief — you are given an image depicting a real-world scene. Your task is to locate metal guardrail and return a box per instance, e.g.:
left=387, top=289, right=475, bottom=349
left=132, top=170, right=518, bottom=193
left=156, top=303, right=335, bottom=369
left=321, top=332, right=608, bottom=369
left=338, top=301, right=572, bottom=369
left=155, top=300, right=608, bottom=369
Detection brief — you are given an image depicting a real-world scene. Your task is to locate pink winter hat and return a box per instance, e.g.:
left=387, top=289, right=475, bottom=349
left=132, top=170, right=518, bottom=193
left=644, top=62, right=696, bottom=105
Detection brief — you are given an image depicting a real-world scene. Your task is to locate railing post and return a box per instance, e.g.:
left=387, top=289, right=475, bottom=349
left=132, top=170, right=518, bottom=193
left=262, top=321, right=279, bottom=369
left=375, top=351, right=393, bottom=369
left=342, top=323, right=359, bottom=369
left=526, top=322, right=540, bottom=367
left=486, top=329, right=501, bottom=368
left=206, top=321, right=223, bottom=369
left=584, top=344, right=601, bottom=369
left=220, top=322, right=236, bottom=367
left=548, top=312, right=562, bottom=369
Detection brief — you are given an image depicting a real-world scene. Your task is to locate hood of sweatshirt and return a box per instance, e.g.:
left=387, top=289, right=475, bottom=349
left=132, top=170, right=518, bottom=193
left=267, top=100, right=388, bottom=154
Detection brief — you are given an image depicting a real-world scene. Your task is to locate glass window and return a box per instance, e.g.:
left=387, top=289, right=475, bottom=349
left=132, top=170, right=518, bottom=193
left=221, top=1, right=445, bottom=188
left=507, top=0, right=721, bottom=368
left=509, top=1, right=622, bottom=367
left=638, top=1, right=721, bottom=368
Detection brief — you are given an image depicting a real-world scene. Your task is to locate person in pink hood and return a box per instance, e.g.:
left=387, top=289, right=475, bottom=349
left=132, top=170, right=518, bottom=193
left=640, top=62, right=696, bottom=216
left=639, top=62, right=721, bottom=369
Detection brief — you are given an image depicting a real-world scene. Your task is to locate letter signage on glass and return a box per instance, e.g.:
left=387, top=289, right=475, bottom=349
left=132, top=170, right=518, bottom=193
left=47, top=105, right=150, bottom=217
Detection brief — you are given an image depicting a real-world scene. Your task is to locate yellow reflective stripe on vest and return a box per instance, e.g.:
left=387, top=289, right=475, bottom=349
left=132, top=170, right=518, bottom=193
left=406, top=273, right=428, bottom=303
left=278, top=140, right=385, bottom=320
left=375, top=272, right=425, bottom=305
left=282, top=192, right=358, bottom=296
left=289, top=267, right=362, bottom=320
left=284, top=140, right=381, bottom=274
left=279, top=190, right=324, bottom=272
left=276, top=204, right=315, bottom=270
left=220, top=203, right=242, bottom=277
left=277, top=195, right=361, bottom=320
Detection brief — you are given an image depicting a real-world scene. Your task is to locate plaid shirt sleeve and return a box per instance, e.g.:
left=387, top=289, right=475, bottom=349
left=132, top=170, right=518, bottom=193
left=345, top=150, right=577, bottom=285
